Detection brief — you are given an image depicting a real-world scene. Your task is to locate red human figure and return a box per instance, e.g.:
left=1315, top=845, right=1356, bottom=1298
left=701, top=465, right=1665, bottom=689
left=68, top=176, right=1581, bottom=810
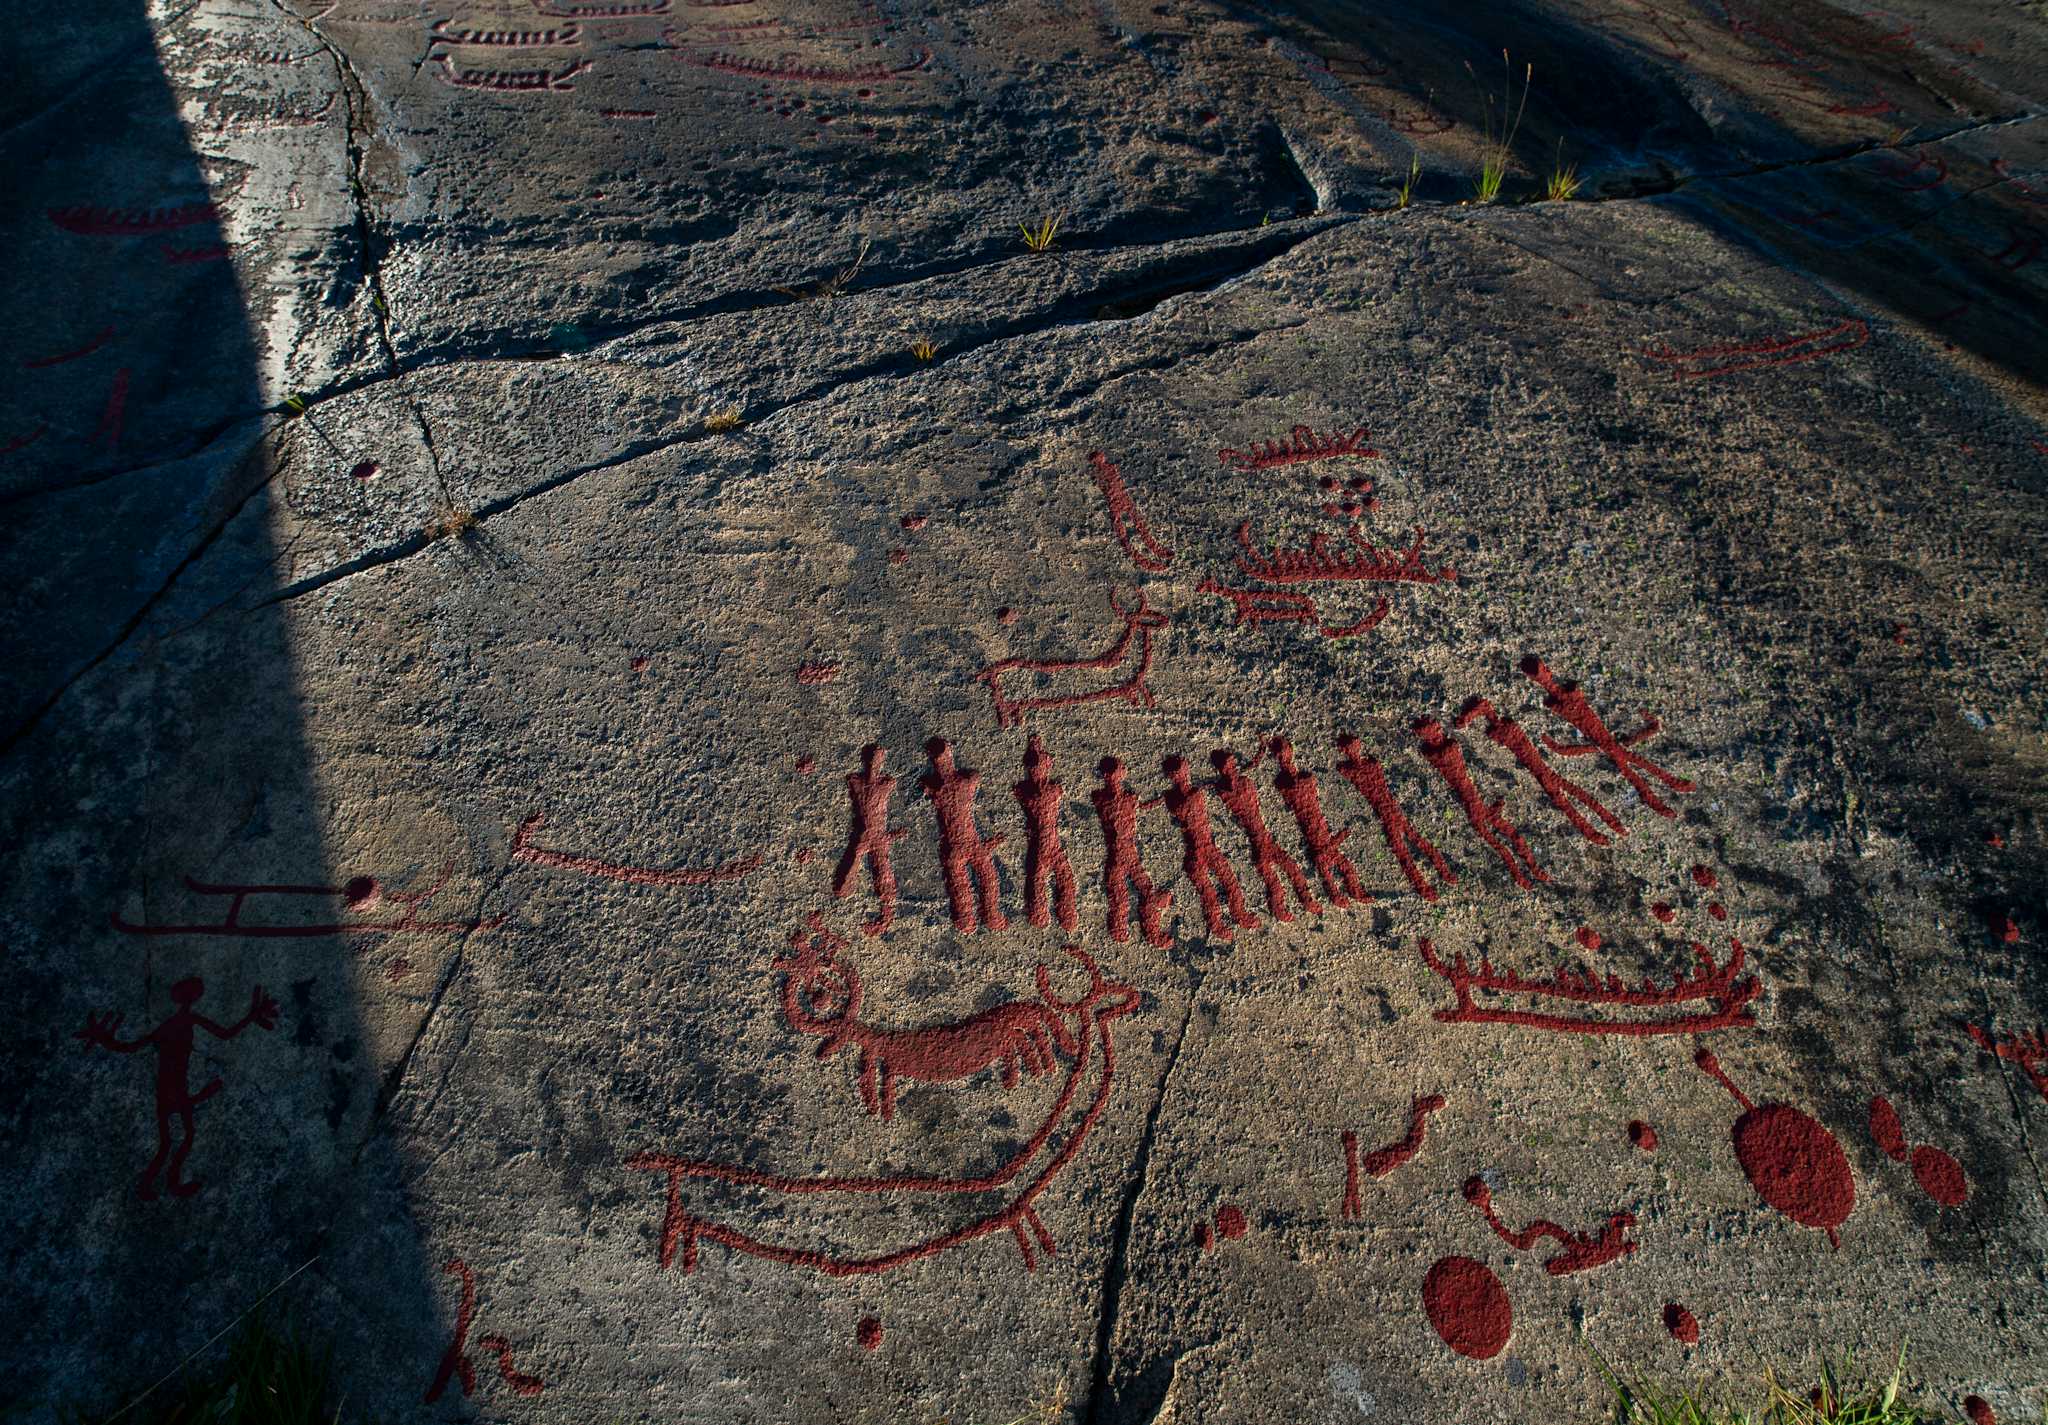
left=920, top=738, right=1008, bottom=934
left=1414, top=718, right=1548, bottom=889
left=1333, top=735, right=1454, bottom=902
left=1270, top=737, right=1365, bottom=909
left=1161, top=756, right=1259, bottom=942
left=833, top=744, right=907, bottom=936
left=1013, top=734, right=1078, bottom=931
left=76, top=977, right=280, bottom=1200
left=1520, top=656, right=1695, bottom=817
left=1456, top=697, right=1624, bottom=846
left=424, top=1259, right=479, bottom=1402
left=1091, top=757, right=1172, bottom=947
left=1210, top=746, right=1320, bottom=921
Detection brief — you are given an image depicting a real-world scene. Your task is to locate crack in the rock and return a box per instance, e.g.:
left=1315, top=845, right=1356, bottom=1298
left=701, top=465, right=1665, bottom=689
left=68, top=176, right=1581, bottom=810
left=1082, top=992, right=1198, bottom=1425
left=258, top=220, right=1346, bottom=605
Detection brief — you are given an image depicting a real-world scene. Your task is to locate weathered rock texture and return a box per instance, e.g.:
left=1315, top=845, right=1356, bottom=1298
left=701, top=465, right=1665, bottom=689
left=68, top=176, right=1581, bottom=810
left=3, top=0, right=2045, bottom=1422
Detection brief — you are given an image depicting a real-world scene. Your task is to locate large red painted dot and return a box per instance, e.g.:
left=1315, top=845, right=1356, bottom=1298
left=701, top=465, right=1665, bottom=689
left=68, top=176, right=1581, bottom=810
left=1910, top=1144, right=1969, bottom=1207
left=1422, top=1256, right=1511, bottom=1360
left=1731, top=1104, right=1855, bottom=1241
left=856, top=1316, right=883, bottom=1351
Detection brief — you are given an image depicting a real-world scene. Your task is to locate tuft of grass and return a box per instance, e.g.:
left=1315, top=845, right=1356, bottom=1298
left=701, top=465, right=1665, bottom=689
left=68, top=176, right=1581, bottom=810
left=1598, top=1344, right=1964, bottom=1425
left=74, top=1310, right=358, bottom=1425
left=1396, top=152, right=1422, bottom=209
left=1467, top=49, right=1532, bottom=203
left=281, top=394, right=308, bottom=418
left=910, top=337, right=938, bottom=361
left=425, top=506, right=476, bottom=542
left=704, top=405, right=743, bottom=433
left=1019, top=212, right=1062, bottom=252
left=1545, top=138, right=1580, bottom=200
left=776, top=238, right=870, bottom=302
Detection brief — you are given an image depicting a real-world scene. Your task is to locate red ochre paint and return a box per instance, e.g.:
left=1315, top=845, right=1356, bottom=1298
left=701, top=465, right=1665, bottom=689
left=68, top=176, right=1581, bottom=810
left=796, top=662, right=839, bottom=684
left=1092, top=757, right=1172, bottom=947
left=424, top=1260, right=478, bottom=1402
left=1361, top=1094, right=1448, bottom=1179
left=1868, top=1097, right=1908, bottom=1161
left=1690, top=865, right=1718, bottom=890
left=795, top=755, right=817, bottom=774
left=1966, top=1395, right=1996, bottom=1425
left=1216, top=1205, right=1248, bottom=1240
left=1162, top=755, right=1259, bottom=942
left=1212, top=745, right=1320, bottom=922
left=1415, top=717, right=1547, bottom=889
left=1651, top=903, right=1676, bottom=923
left=1332, top=735, right=1447, bottom=903
left=1577, top=928, right=1603, bottom=951
left=833, top=744, right=905, bottom=936
left=1422, top=1256, right=1511, bottom=1360
left=887, top=548, right=909, bottom=565
left=1014, top=735, right=1079, bottom=931
left=1629, top=1120, right=1658, bottom=1151
left=900, top=513, right=927, bottom=530
left=856, top=1317, right=883, bottom=1351
left=630, top=655, right=650, bottom=673
left=996, top=606, right=1019, bottom=625
left=1459, top=697, right=1624, bottom=847
left=1708, top=903, right=1727, bottom=921
left=1663, top=1303, right=1700, bottom=1344
left=977, top=588, right=1167, bottom=730
left=1087, top=450, right=1174, bottom=572
left=477, top=1335, right=544, bottom=1397
left=350, top=460, right=379, bottom=480
left=1992, top=913, right=2019, bottom=944
left=920, top=738, right=1008, bottom=934
left=1911, top=1145, right=1968, bottom=1207
left=1696, top=1048, right=1854, bottom=1247
left=793, top=847, right=814, bottom=864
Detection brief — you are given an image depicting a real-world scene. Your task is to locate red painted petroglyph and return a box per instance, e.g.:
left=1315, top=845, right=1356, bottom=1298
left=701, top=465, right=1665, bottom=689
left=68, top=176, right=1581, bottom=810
left=48, top=202, right=216, bottom=235
left=1275, top=738, right=1366, bottom=908
left=510, top=813, right=762, bottom=886
left=1696, top=1048, right=1854, bottom=1247
left=1, top=425, right=48, bottom=455
left=857, top=1317, right=883, bottom=1350
left=685, top=49, right=930, bottom=83
left=1415, top=717, right=1546, bottom=889
left=1708, top=902, right=1727, bottom=921
left=1357, top=1094, right=1447, bottom=1185
left=1093, top=757, right=1173, bottom=947
left=350, top=460, right=379, bottom=481
left=1196, top=582, right=1389, bottom=640
left=1161, top=755, right=1259, bottom=941
left=477, top=1336, right=545, bottom=1397
left=430, top=20, right=583, bottom=46
left=1521, top=656, right=1695, bottom=817
left=1968, top=1023, right=2048, bottom=1101
left=1651, top=902, right=1676, bottom=923
left=534, top=0, right=669, bottom=13
left=1334, top=736, right=1448, bottom=903
left=425, top=1260, right=479, bottom=1402
left=1418, top=937, right=1760, bottom=1037
left=833, top=744, right=906, bottom=936
left=1868, top=146, right=1947, bottom=191
left=1341, top=1132, right=1361, bottom=1218
left=1231, top=521, right=1450, bottom=587
left=1386, top=101, right=1453, bottom=134
left=601, top=108, right=659, bottom=119
left=1991, top=912, right=2019, bottom=944
left=921, top=738, right=1008, bottom=934
left=795, top=754, right=817, bottom=774
left=1422, top=1256, right=1510, bottom=1360
left=1868, top=1096, right=1908, bottom=1160
left=900, top=513, right=928, bottom=530
left=887, top=547, right=910, bottom=564
left=1639, top=319, right=1869, bottom=382
left=1014, top=735, right=1079, bottom=932
left=626, top=948, right=1140, bottom=1275
left=1664, top=1303, right=1700, bottom=1343
left=76, top=977, right=278, bottom=1200
left=1966, top=1397, right=1996, bottom=1425
left=111, top=867, right=502, bottom=939
left=1216, top=1205, right=1247, bottom=1239
left=1629, top=1120, right=1659, bottom=1151
left=435, top=55, right=590, bottom=89
left=1578, top=928, right=1604, bottom=950
left=1211, top=746, right=1320, bottom=921
left=95, top=368, right=129, bottom=452
left=1217, top=424, right=1379, bottom=471
left=1463, top=1177, right=1638, bottom=1274
left=1458, top=697, right=1625, bottom=848
left=977, top=588, right=1167, bottom=730
left=1871, top=1096, right=1969, bottom=1205
left=1088, top=451, right=1174, bottom=573
left=384, top=958, right=411, bottom=983
left=796, top=662, right=839, bottom=684
left=24, top=325, right=114, bottom=369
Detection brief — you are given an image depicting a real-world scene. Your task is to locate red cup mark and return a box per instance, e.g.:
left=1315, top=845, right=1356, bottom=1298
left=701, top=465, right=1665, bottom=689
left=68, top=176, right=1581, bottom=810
left=1629, top=1120, right=1658, bottom=1152
left=857, top=1316, right=883, bottom=1351
left=1662, top=1303, right=1699, bottom=1344
left=1422, top=1256, right=1511, bottom=1360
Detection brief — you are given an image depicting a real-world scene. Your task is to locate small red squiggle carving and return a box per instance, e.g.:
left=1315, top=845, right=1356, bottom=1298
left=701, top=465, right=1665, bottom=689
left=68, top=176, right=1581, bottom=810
left=832, top=744, right=906, bottom=936
left=920, top=738, right=1007, bottom=934
left=977, top=588, right=1167, bottom=729
left=476, top=1336, right=545, bottom=1397
left=1414, top=717, right=1546, bottom=889
left=1217, top=424, right=1379, bottom=471
left=1387, top=101, right=1453, bottom=134
left=48, top=202, right=216, bottom=235
left=1356, top=1094, right=1447, bottom=1188
left=1211, top=746, right=1319, bottom=921
left=1088, top=450, right=1174, bottom=572
left=626, top=948, right=1140, bottom=1276
left=1274, top=738, right=1366, bottom=908
left=1521, top=656, right=1694, bottom=817
left=1418, top=937, right=1760, bottom=1036
left=1639, top=319, right=1869, bottom=382
left=1092, top=757, right=1172, bottom=946
left=1462, top=1177, right=1638, bottom=1274
left=1457, top=697, right=1624, bottom=846
left=509, top=813, right=763, bottom=886
left=1014, top=735, right=1079, bottom=931
left=796, top=662, right=839, bottom=684
left=777, top=914, right=1082, bottom=1118
left=24, top=324, right=114, bottom=369
left=424, top=1260, right=478, bottom=1402
left=1334, top=736, right=1449, bottom=903
left=1161, top=755, right=1258, bottom=941
left=1968, top=1022, right=2048, bottom=1101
